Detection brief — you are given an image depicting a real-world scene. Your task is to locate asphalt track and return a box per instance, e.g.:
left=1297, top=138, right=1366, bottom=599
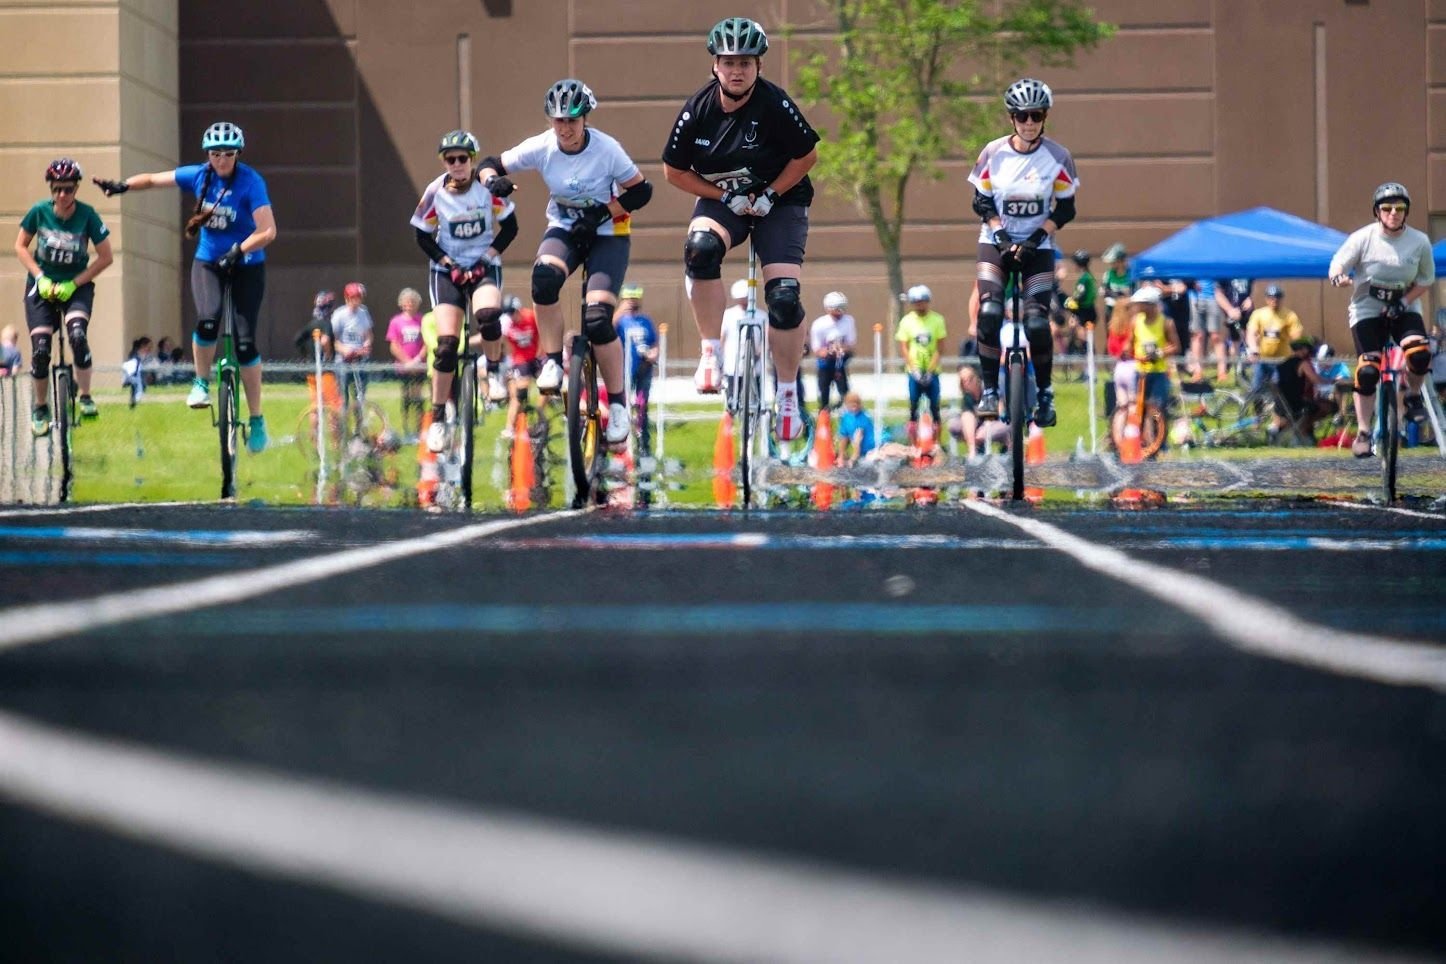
left=0, top=498, right=1444, bottom=963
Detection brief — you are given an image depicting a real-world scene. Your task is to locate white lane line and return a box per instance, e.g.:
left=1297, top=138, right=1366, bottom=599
left=0, top=500, right=203, bottom=519
left=0, top=710, right=1421, bottom=964
left=963, top=501, right=1446, bottom=693
left=1335, top=501, right=1446, bottom=522
left=0, top=526, right=315, bottom=546
left=0, top=511, right=577, bottom=651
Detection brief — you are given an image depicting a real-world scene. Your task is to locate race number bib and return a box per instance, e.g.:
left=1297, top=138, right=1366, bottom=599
left=702, top=168, right=757, bottom=194
left=1003, top=196, right=1043, bottom=218
left=449, top=215, right=485, bottom=240
left=1368, top=283, right=1404, bottom=303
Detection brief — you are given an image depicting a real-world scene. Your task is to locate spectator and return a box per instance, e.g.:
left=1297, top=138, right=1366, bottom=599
left=1101, top=243, right=1131, bottom=316
left=1058, top=249, right=1095, bottom=363
left=1244, top=284, right=1302, bottom=392
left=836, top=391, right=875, bottom=465
left=809, top=291, right=856, bottom=410
left=1104, top=297, right=1135, bottom=418
left=0, top=325, right=21, bottom=377
left=295, top=289, right=336, bottom=361
left=1275, top=337, right=1333, bottom=440
left=947, top=363, right=984, bottom=454
left=720, top=278, right=751, bottom=406
left=1128, top=285, right=1179, bottom=416
left=1188, top=279, right=1228, bottom=382
left=387, top=287, right=427, bottom=428
left=1160, top=280, right=1191, bottom=357
left=614, top=284, right=658, bottom=450
left=1219, top=277, right=1254, bottom=376
left=502, top=294, right=541, bottom=440
left=121, top=336, right=153, bottom=407
left=1430, top=313, right=1446, bottom=401
left=896, top=284, right=947, bottom=434
left=1313, top=342, right=1353, bottom=425
left=331, top=281, right=374, bottom=411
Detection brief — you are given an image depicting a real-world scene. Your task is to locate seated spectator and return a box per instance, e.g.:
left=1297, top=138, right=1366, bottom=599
left=1313, top=342, right=1352, bottom=424
left=947, top=364, right=983, bottom=454
left=1244, top=284, right=1302, bottom=392
left=0, top=325, right=21, bottom=377
left=121, top=336, right=153, bottom=406
left=836, top=391, right=875, bottom=465
left=1274, top=338, right=1332, bottom=441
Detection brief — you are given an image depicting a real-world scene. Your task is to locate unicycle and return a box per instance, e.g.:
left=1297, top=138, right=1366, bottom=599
left=1001, top=262, right=1033, bottom=501
left=566, top=265, right=605, bottom=508
left=213, top=277, right=243, bottom=499
left=1377, top=342, right=1402, bottom=504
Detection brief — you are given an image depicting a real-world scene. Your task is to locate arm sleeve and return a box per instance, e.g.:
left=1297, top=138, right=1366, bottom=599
left=972, top=188, right=999, bottom=221
left=415, top=226, right=449, bottom=265
left=1050, top=195, right=1076, bottom=229
left=492, top=210, right=518, bottom=254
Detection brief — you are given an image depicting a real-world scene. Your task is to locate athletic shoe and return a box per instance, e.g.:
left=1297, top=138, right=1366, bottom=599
left=1033, top=387, right=1057, bottom=428
left=694, top=345, right=722, bottom=394
left=500, top=426, right=515, bottom=441
left=1403, top=393, right=1428, bottom=424
left=78, top=395, right=98, bottom=418
left=30, top=406, right=51, bottom=437
left=775, top=386, right=805, bottom=442
left=246, top=415, right=268, bottom=453
left=536, top=358, right=564, bottom=395
left=426, top=419, right=450, bottom=454
left=1352, top=431, right=1373, bottom=458
left=186, top=377, right=210, bottom=409
left=487, top=369, right=509, bottom=403
left=977, top=390, right=1000, bottom=419
left=605, top=402, right=631, bottom=447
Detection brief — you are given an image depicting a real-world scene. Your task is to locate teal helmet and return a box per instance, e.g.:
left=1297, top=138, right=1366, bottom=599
left=707, top=17, right=768, bottom=56
left=544, top=79, right=597, bottom=119
left=201, top=121, right=245, bottom=151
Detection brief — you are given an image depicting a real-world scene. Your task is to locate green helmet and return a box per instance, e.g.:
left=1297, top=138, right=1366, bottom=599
left=437, top=130, right=479, bottom=156
left=620, top=284, right=644, bottom=300
left=707, top=17, right=768, bottom=56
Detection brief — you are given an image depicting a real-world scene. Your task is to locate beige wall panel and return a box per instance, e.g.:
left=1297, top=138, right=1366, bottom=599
left=120, top=0, right=177, bottom=33
left=1429, top=155, right=1446, bottom=213
left=120, top=81, right=178, bottom=158
left=101, top=213, right=180, bottom=266
left=1432, top=91, right=1446, bottom=153
left=1432, top=0, right=1446, bottom=21
left=1038, top=29, right=1213, bottom=93
left=265, top=233, right=358, bottom=268
left=0, top=148, right=117, bottom=216
left=264, top=172, right=358, bottom=232
left=0, top=10, right=119, bottom=74
left=0, top=79, right=121, bottom=145
left=119, top=7, right=179, bottom=96
left=573, top=1, right=807, bottom=37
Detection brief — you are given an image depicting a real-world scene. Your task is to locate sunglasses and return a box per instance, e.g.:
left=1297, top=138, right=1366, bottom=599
left=443, top=154, right=472, bottom=165
left=50, top=184, right=78, bottom=196
left=208, top=150, right=237, bottom=158
left=1377, top=203, right=1408, bottom=214
left=1011, top=110, right=1047, bottom=123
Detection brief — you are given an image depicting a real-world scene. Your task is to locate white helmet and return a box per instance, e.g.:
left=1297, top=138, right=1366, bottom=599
left=823, top=291, right=848, bottom=311
left=906, top=284, right=932, bottom=303
left=730, top=279, right=750, bottom=300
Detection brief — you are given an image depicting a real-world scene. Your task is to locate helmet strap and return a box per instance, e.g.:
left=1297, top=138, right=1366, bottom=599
left=714, top=59, right=760, bottom=104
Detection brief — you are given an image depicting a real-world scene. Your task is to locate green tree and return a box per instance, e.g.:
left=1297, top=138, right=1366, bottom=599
left=791, top=0, right=1113, bottom=337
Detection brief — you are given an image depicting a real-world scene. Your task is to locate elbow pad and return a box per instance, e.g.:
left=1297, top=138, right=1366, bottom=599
left=1051, top=196, right=1077, bottom=229
left=618, top=179, right=653, bottom=212
left=972, top=190, right=999, bottom=221
left=478, top=155, right=505, bottom=176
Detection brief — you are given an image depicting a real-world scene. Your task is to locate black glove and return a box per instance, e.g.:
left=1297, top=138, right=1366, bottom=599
left=568, top=206, right=613, bottom=246
left=484, top=174, right=514, bottom=198
left=1017, top=228, right=1049, bottom=256
left=991, top=228, right=1012, bottom=251
left=465, top=263, right=491, bottom=286
left=1382, top=300, right=1404, bottom=321
left=215, top=243, right=243, bottom=273
left=93, top=177, right=129, bottom=196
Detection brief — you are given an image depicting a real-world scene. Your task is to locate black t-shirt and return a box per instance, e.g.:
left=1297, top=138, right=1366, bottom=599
left=663, top=77, right=820, bottom=206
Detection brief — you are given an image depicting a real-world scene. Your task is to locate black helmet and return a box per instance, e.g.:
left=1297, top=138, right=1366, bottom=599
left=45, top=157, right=82, bottom=183
left=1372, top=181, right=1410, bottom=213
left=437, top=130, right=479, bottom=156
left=707, top=17, right=768, bottom=56
left=545, top=79, right=597, bottom=119
left=1071, top=249, right=1090, bottom=267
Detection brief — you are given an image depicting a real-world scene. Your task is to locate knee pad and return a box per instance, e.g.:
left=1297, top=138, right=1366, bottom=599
left=236, top=339, right=260, bottom=366
left=434, top=335, right=460, bottom=375
left=65, top=320, right=92, bottom=369
left=530, top=262, right=566, bottom=306
left=29, top=332, right=52, bottom=381
left=583, top=302, right=618, bottom=345
left=194, top=316, right=220, bottom=346
left=474, top=306, right=504, bottom=342
left=683, top=229, right=726, bottom=280
left=1023, top=305, right=1052, bottom=344
left=1354, top=354, right=1380, bottom=396
left=1403, top=338, right=1432, bottom=376
left=976, top=296, right=1005, bottom=341
left=764, top=277, right=804, bottom=331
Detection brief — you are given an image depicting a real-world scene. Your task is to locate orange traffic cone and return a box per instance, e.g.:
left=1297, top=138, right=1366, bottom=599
left=416, top=410, right=439, bottom=507
left=1118, top=416, right=1143, bottom=464
left=812, top=408, right=835, bottom=510
left=509, top=410, right=533, bottom=512
left=1024, top=424, right=1046, bottom=502
left=713, top=412, right=737, bottom=507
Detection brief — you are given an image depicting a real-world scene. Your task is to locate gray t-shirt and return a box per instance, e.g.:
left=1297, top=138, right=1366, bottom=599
left=1328, top=223, right=1434, bottom=327
left=330, top=304, right=374, bottom=355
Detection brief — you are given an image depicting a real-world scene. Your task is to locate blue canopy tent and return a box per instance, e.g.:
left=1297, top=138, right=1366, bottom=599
left=1132, top=207, right=1347, bottom=280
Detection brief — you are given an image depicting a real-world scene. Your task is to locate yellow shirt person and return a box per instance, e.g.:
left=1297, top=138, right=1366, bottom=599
left=1246, top=286, right=1303, bottom=361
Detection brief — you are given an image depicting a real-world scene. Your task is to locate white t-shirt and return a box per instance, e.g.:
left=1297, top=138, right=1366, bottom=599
left=500, top=128, right=640, bottom=236
left=410, top=175, right=515, bottom=270
left=809, top=312, right=857, bottom=355
left=968, top=135, right=1078, bottom=250
left=1328, top=223, right=1434, bottom=327
left=720, top=304, right=765, bottom=378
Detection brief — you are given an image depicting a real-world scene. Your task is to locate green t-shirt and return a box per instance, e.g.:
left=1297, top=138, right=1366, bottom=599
left=896, top=310, right=947, bottom=374
left=1102, top=265, right=1130, bottom=296
left=1072, top=269, right=1098, bottom=305
left=20, top=200, right=109, bottom=282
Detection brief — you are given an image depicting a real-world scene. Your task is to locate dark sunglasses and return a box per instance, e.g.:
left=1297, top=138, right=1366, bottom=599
left=443, top=154, right=472, bottom=165
left=1011, top=110, right=1047, bottom=123
left=50, top=184, right=78, bottom=196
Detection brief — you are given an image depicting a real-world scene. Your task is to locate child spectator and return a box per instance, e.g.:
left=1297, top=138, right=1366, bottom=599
left=295, top=290, right=336, bottom=361
left=614, top=285, right=658, bottom=450
left=1104, top=298, right=1136, bottom=418
left=121, top=336, right=154, bottom=407
left=502, top=295, right=541, bottom=440
left=837, top=391, right=875, bottom=465
left=0, top=325, right=21, bottom=377
left=948, top=364, right=984, bottom=454
left=331, top=281, right=374, bottom=407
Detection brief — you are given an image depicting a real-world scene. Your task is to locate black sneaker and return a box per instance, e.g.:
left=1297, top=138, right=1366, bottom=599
left=977, top=390, right=1000, bottom=419
left=1404, top=393, right=1428, bottom=424
left=1033, top=387, right=1057, bottom=428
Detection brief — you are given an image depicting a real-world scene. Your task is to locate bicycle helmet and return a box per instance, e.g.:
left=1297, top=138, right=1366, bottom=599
left=502, top=295, right=523, bottom=313
left=1004, top=78, right=1052, bottom=113
left=344, top=282, right=366, bottom=300
left=1372, top=181, right=1410, bottom=213
left=1071, top=249, right=1090, bottom=267
left=1103, top=242, right=1127, bottom=263
left=823, top=291, right=848, bottom=311
left=1316, top=342, right=1335, bottom=361
left=544, top=79, right=596, bottom=119
left=907, top=284, right=932, bottom=303
left=314, top=290, right=335, bottom=309
left=201, top=121, right=245, bottom=151
left=437, top=130, right=479, bottom=156
left=707, top=17, right=769, bottom=56
left=620, top=284, right=644, bottom=301
left=45, top=157, right=82, bottom=183
left=730, top=279, right=750, bottom=300
left=1265, top=284, right=1284, bottom=298
left=1129, top=286, right=1161, bottom=304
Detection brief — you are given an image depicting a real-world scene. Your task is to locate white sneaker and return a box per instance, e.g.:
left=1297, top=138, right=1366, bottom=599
left=487, top=369, right=508, bottom=403
left=425, top=419, right=449, bottom=454
left=694, top=345, right=722, bottom=394
left=537, top=358, right=564, bottom=395
left=605, top=402, right=631, bottom=447
left=186, top=377, right=210, bottom=409
left=776, top=386, right=805, bottom=442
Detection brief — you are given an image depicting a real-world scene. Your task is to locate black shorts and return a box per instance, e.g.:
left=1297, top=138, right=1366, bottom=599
left=1351, top=312, right=1427, bottom=355
left=23, top=280, right=95, bottom=331
left=537, top=230, right=630, bottom=297
left=690, top=199, right=809, bottom=266
left=509, top=357, right=542, bottom=379
left=191, top=260, right=265, bottom=346
left=427, top=263, right=502, bottom=311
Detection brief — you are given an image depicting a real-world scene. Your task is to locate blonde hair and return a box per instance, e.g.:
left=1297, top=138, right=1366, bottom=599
left=0, top=324, right=17, bottom=342
left=398, top=287, right=422, bottom=311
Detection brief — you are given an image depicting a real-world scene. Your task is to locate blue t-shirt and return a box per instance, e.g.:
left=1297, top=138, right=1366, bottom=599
left=174, top=162, right=271, bottom=264
left=838, top=409, right=875, bottom=457
left=616, top=312, right=657, bottom=371
left=1190, top=279, right=1216, bottom=302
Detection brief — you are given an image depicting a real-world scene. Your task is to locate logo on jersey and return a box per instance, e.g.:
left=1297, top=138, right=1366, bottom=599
left=743, top=121, right=759, bottom=145
left=204, top=204, right=239, bottom=232
left=695, top=138, right=712, bottom=147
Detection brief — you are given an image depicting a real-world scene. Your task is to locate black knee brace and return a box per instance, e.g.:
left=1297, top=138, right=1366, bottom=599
left=236, top=339, right=260, bottom=366
left=583, top=302, right=618, bottom=345
left=434, top=335, right=460, bottom=375
left=1354, top=354, right=1381, bottom=396
left=531, top=262, right=566, bottom=306
left=976, top=295, right=1005, bottom=342
left=683, top=229, right=726, bottom=280
left=1023, top=305, right=1052, bottom=345
left=29, top=331, right=52, bottom=381
left=764, top=277, right=804, bottom=331
left=194, top=316, right=220, bottom=346
left=65, top=319, right=92, bottom=369
left=475, top=306, right=504, bottom=341
left=1403, top=338, right=1432, bottom=376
